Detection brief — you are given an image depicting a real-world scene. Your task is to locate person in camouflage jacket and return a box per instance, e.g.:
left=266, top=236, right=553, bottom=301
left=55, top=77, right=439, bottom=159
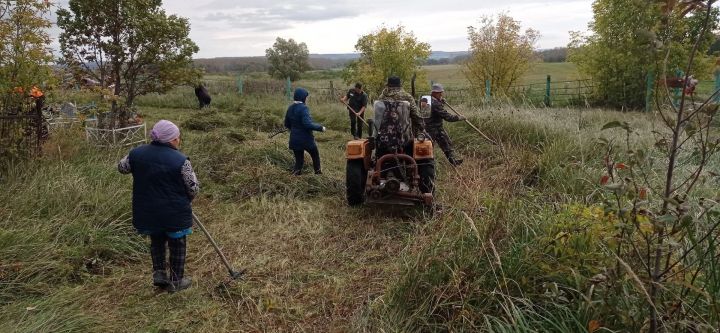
left=375, top=76, right=434, bottom=194
left=427, top=83, right=465, bottom=166
left=378, top=76, right=425, bottom=139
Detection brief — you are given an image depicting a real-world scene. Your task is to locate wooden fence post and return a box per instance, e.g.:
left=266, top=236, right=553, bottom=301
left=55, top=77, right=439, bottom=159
left=673, top=69, right=683, bottom=108
left=645, top=72, right=655, bottom=113
left=330, top=80, right=335, bottom=101
left=544, top=75, right=552, bottom=107
left=714, top=69, right=720, bottom=103
left=485, top=79, right=491, bottom=104
left=286, top=77, right=292, bottom=101
left=577, top=79, right=581, bottom=103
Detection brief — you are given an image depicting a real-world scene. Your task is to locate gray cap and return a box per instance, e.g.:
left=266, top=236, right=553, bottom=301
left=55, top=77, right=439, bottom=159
left=431, top=83, right=444, bottom=93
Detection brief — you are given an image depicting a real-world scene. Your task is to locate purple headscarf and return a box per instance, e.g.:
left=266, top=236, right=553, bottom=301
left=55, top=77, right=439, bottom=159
left=151, top=120, right=180, bottom=143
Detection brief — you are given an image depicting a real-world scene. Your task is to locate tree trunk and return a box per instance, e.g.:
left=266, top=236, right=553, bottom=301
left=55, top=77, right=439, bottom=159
left=112, top=63, right=123, bottom=128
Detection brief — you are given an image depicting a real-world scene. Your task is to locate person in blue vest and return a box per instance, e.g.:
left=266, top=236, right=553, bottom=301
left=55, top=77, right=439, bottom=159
left=284, top=88, right=326, bottom=175
left=117, top=120, right=199, bottom=293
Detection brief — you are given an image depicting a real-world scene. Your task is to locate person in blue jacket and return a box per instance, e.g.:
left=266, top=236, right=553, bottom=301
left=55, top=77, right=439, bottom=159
left=284, top=88, right=326, bottom=175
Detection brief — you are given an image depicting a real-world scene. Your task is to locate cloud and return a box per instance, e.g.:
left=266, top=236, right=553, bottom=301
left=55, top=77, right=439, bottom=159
left=200, top=3, right=360, bottom=32
left=45, top=0, right=594, bottom=57
left=203, top=12, right=291, bottom=32
left=198, top=1, right=362, bottom=31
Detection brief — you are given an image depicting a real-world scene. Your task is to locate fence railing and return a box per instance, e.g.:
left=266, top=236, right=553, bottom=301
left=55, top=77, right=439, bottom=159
left=438, top=77, right=594, bottom=108
left=48, top=117, right=97, bottom=132
left=210, top=71, right=720, bottom=111
left=85, top=123, right=147, bottom=147
left=0, top=101, right=45, bottom=160
left=225, top=76, right=596, bottom=108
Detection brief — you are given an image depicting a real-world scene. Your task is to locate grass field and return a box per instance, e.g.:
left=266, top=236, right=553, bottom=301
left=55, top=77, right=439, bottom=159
left=1, top=72, right=719, bottom=331
left=216, top=62, right=583, bottom=92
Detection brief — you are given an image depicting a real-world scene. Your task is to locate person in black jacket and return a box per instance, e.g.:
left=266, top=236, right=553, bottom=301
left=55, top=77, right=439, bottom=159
left=118, top=120, right=198, bottom=292
left=194, top=84, right=211, bottom=109
left=340, top=83, right=368, bottom=139
left=426, top=83, right=465, bottom=166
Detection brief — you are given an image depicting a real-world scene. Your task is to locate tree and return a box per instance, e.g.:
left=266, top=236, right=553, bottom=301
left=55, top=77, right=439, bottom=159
left=0, top=0, right=53, bottom=107
left=464, top=14, right=539, bottom=96
left=594, top=2, right=720, bottom=331
left=265, top=37, right=311, bottom=82
left=57, top=0, right=200, bottom=127
left=0, top=0, right=54, bottom=165
left=568, top=0, right=718, bottom=109
left=342, top=25, right=431, bottom=96
left=707, top=34, right=720, bottom=55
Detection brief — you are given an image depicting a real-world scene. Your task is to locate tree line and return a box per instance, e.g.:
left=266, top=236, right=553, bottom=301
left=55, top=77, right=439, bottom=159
left=192, top=56, right=348, bottom=75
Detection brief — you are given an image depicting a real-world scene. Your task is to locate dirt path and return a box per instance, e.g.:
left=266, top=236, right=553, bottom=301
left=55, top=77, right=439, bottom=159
left=193, top=197, right=420, bottom=331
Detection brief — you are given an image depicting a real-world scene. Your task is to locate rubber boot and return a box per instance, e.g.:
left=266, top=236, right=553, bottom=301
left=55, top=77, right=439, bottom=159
left=167, top=277, right=192, bottom=293
left=153, top=270, right=169, bottom=288
left=448, top=156, right=463, bottom=167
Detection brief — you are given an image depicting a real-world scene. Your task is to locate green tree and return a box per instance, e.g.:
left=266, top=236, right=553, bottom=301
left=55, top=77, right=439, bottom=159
left=708, top=34, right=720, bottom=55
left=0, top=0, right=53, bottom=107
left=568, top=0, right=718, bottom=109
left=57, top=0, right=200, bottom=127
left=265, top=37, right=311, bottom=82
left=591, top=2, right=720, bottom=331
left=0, top=0, right=54, bottom=166
left=342, top=25, right=431, bottom=97
left=464, top=14, right=540, bottom=96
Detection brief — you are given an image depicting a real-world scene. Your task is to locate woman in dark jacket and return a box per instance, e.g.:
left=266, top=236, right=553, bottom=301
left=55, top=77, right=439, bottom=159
left=118, top=120, right=198, bottom=293
left=284, top=88, right=326, bottom=175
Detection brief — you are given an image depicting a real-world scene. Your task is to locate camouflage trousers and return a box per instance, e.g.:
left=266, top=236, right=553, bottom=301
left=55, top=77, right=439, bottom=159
left=427, top=127, right=457, bottom=160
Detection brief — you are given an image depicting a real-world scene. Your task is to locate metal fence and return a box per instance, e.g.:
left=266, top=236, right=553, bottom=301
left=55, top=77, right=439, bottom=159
left=511, top=79, right=594, bottom=107
left=0, top=102, right=45, bottom=160
left=440, top=78, right=595, bottom=108
left=216, top=72, right=720, bottom=111
left=85, top=123, right=146, bottom=147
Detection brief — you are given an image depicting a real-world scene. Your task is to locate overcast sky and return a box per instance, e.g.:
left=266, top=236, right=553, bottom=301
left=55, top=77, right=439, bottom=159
left=50, top=0, right=594, bottom=58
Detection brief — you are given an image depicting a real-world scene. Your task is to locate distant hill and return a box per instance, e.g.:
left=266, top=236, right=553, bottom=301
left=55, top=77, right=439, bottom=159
left=535, top=47, right=568, bottom=63
left=308, top=51, right=470, bottom=61
left=194, top=51, right=471, bottom=74
left=428, top=51, right=469, bottom=60
left=194, top=55, right=350, bottom=74
left=308, top=53, right=359, bottom=61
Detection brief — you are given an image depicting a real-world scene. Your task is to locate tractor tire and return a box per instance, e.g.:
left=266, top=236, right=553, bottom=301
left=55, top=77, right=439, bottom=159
left=346, top=159, right=367, bottom=206
left=417, top=159, right=435, bottom=195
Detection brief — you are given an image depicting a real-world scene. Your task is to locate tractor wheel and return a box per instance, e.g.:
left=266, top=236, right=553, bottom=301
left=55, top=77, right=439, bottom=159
left=346, top=159, right=367, bottom=206
left=417, top=159, right=435, bottom=195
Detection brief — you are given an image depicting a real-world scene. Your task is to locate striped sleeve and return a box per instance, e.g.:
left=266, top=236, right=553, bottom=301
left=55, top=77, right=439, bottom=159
left=181, top=159, right=200, bottom=200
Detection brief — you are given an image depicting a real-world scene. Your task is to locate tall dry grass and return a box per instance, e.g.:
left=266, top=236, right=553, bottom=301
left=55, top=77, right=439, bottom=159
left=1, top=88, right=717, bottom=332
